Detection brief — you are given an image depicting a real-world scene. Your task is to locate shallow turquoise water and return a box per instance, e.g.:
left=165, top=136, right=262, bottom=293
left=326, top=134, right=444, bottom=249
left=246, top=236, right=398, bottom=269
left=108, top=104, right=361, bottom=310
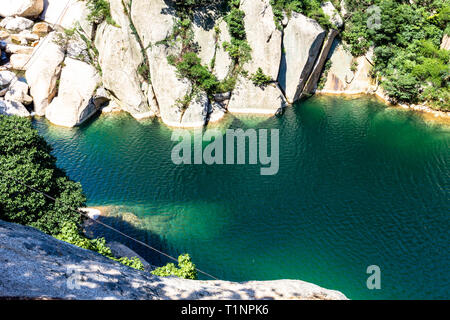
left=34, top=96, right=449, bottom=299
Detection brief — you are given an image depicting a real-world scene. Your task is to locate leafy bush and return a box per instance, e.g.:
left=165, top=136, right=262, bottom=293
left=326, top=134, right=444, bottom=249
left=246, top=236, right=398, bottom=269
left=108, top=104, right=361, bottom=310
left=251, top=67, right=272, bottom=87
left=56, top=221, right=145, bottom=271
left=151, top=254, right=198, bottom=280
left=0, top=116, right=86, bottom=235
left=86, top=0, right=116, bottom=25
left=342, top=0, right=449, bottom=110
left=270, top=0, right=332, bottom=29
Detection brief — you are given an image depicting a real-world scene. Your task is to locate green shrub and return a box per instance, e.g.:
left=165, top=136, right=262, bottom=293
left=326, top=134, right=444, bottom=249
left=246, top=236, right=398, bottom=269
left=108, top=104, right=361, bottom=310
left=56, top=221, right=145, bottom=271
left=152, top=254, right=198, bottom=280
left=251, top=67, right=272, bottom=87
left=0, top=116, right=86, bottom=235
left=86, top=0, right=117, bottom=25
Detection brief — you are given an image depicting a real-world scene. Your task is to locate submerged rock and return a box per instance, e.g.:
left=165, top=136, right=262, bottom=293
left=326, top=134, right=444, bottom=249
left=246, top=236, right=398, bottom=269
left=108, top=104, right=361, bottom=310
left=45, top=57, right=100, bottom=127
left=0, top=220, right=348, bottom=300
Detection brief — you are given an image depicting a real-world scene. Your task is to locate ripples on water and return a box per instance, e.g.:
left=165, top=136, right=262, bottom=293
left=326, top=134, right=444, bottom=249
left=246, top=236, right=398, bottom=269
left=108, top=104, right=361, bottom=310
left=34, top=96, right=450, bottom=299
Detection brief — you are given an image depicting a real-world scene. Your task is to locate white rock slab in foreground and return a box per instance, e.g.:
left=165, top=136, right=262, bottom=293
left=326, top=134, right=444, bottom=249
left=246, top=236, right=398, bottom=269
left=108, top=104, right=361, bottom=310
left=0, top=220, right=348, bottom=300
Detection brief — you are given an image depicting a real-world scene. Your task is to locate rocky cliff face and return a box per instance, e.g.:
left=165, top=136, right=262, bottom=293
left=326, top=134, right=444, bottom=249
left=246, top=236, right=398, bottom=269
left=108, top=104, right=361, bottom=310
left=0, top=220, right=347, bottom=300
left=0, top=0, right=341, bottom=127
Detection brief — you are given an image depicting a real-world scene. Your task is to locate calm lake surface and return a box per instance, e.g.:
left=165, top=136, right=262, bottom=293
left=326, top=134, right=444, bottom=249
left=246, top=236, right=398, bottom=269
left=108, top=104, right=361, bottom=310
left=34, top=96, right=450, bottom=299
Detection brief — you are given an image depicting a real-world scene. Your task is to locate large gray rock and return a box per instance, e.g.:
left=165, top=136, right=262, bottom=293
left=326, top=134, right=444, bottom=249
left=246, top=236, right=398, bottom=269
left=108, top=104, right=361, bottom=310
left=0, top=71, right=17, bottom=88
left=321, top=1, right=343, bottom=29
left=0, top=0, right=44, bottom=18
left=25, top=32, right=65, bottom=116
left=192, top=9, right=217, bottom=69
left=320, top=40, right=375, bottom=94
left=4, top=78, right=32, bottom=105
left=278, top=12, right=326, bottom=103
left=95, top=0, right=155, bottom=119
left=45, top=57, right=101, bottom=127
left=0, top=220, right=348, bottom=300
left=40, top=0, right=92, bottom=36
left=180, top=92, right=210, bottom=128
left=131, top=0, right=174, bottom=45
left=0, top=99, right=30, bottom=116
left=213, top=19, right=233, bottom=81
left=228, top=76, right=286, bottom=115
left=9, top=53, right=31, bottom=71
left=240, top=0, right=282, bottom=79
left=0, top=16, right=34, bottom=31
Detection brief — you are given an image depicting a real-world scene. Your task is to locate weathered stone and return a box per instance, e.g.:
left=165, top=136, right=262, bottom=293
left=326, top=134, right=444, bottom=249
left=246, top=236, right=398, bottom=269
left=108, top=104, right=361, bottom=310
left=95, top=0, right=154, bottom=119
left=40, top=0, right=92, bottom=36
left=148, top=44, right=192, bottom=127
left=45, top=57, right=101, bottom=127
left=240, top=0, right=282, bottom=79
left=320, top=40, right=376, bottom=94
left=0, top=220, right=348, bottom=300
left=5, top=43, right=34, bottom=55
left=228, top=76, right=287, bottom=115
left=0, top=0, right=44, bottom=18
left=278, top=12, right=326, bottom=103
left=213, top=19, right=233, bottom=81
left=321, top=1, right=344, bottom=29
left=32, top=22, right=52, bottom=37
left=0, top=16, right=34, bottom=31
left=4, top=78, right=32, bottom=105
left=0, top=70, right=17, bottom=88
left=192, top=8, right=217, bottom=68
left=10, top=53, right=31, bottom=70
left=0, top=99, right=30, bottom=117
left=25, top=32, right=65, bottom=116
left=131, top=0, right=174, bottom=45
left=180, top=92, right=210, bottom=128
left=208, top=102, right=226, bottom=123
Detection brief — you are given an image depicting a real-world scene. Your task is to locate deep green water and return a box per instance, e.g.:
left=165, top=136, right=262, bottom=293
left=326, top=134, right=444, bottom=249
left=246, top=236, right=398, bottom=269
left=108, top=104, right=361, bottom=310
left=34, top=96, right=449, bottom=300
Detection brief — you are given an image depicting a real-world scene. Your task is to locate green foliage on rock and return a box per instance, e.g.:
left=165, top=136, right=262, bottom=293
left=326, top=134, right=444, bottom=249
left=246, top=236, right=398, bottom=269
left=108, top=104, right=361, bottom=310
left=270, top=0, right=332, bottom=30
left=151, top=254, right=198, bottom=280
left=342, top=0, right=449, bottom=110
left=0, top=116, right=86, bottom=235
left=56, top=221, right=145, bottom=271
left=86, top=0, right=117, bottom=25
left=251, top=67, right=272, bottom=87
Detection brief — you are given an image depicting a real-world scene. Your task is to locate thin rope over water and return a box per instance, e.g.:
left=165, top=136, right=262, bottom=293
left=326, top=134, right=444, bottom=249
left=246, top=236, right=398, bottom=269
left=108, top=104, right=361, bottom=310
left=0, top=170, right=220, bottom=280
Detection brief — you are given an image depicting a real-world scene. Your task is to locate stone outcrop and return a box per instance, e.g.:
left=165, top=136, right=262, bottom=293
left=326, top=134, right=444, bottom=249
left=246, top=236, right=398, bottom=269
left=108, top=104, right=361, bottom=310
left=0, top=99, right=30, bottom=117
left=45, top=57, right=100, bottom=127
left=228, top=76, right=286, bottom=114
left=278, top=12, right=326, bottom=103
left=0, top=0, right=44, bottom=18
left=4, top=78, right=33, bottom=105
left=0, top=17, right=34, bottom=31
left=40, top=0, right=92, bottom=37
left=321, top=2, right=343, bottom=29
left=25, top=32, right=65, bottom=116
left=240, top=0, right=282, bottom=79
left=212, top=19, right=233, bottom=81
left=320, top=40, right=376, bottom=95
left=94, top=0, right=155, bottom=119
left=0, top=220, right=348, bottom=300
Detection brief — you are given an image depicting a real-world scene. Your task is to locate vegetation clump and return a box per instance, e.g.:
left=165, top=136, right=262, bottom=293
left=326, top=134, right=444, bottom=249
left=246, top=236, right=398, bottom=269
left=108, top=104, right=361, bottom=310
left=152, top=254, right=198, bottom=280
left=342, top=0, right=449, bottom=110
left=251, top=67, right=272, bottom=87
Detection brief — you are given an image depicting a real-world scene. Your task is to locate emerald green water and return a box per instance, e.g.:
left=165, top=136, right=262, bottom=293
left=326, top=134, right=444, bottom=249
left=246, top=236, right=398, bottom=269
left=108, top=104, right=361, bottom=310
left=34, top=96, right=449, bottom=300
